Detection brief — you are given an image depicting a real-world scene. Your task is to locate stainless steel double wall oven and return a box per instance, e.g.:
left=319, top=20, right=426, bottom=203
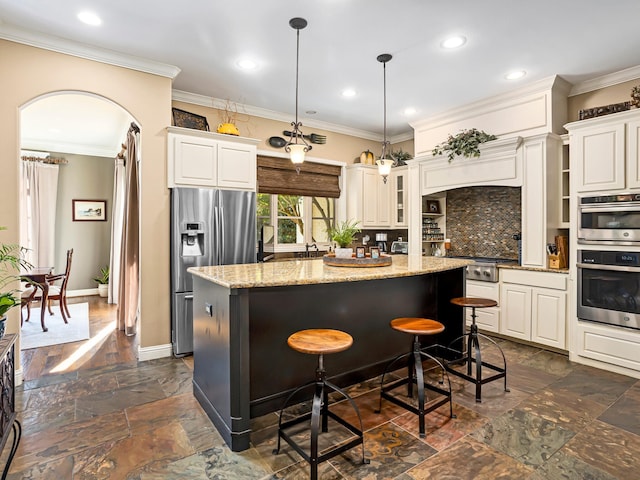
left=578, top=194, right=640, bottom=330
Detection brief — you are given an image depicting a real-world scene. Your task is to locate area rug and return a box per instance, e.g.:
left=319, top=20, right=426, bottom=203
left=21, top=303, right=90, bottom=350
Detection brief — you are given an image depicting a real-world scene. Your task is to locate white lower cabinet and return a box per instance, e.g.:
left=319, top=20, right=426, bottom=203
left=575, top=320, right=640, bottom=372
left=465, top=280, right=500, bottom=333
left=500, top=269, right=567, bottom=349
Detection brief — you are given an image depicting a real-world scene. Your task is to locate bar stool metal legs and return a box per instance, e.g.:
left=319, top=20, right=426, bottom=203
left=445, top=299, right=509, bottom=402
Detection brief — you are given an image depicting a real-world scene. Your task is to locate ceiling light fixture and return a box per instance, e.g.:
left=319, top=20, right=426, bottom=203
left=284, top=17, right=311, bottom=172
left=77, top=11, right=102, bottom=26
left=441, top=35, right=466, bottom=49
left=505, top=70, right=526, bottom=80
left=376, top=53, right=394, bottom=184
left=403, top=107, right=416, bottom=116
left=236, top=59, right=258, bottom=70
left=342, top=89, right=356, bottom=98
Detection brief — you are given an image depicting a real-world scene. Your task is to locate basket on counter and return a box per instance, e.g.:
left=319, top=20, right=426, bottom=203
left=322, top=253, right=392, bottom=267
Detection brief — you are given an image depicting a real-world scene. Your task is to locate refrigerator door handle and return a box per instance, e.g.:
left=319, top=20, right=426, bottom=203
left=219, top=205, right=225, bottom=265
left=214, top=205, right=221, bottom=265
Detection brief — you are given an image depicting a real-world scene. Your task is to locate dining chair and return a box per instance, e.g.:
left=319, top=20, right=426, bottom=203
left=20, top=284, right=37, bottom=326
left=45, top=248, right=73, bottom=322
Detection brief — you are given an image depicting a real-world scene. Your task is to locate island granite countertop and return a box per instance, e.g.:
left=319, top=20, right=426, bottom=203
left=188, top=255, right=474, bottom=289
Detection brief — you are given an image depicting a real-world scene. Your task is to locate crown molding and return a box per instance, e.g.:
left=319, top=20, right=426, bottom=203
left=172, top=89, right=394, bottom=142
left=21, top=138, right=117, bottom=158
left=0, top=23, right=181, bottom=79
left=569, top=65, right=640, bottom=96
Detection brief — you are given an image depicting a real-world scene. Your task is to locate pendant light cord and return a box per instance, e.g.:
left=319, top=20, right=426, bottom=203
left=295, top=27, right=300, bottom=127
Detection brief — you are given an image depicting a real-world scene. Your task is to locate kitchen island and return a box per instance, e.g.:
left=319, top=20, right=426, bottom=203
left=188, top=255, right=472, bottom=451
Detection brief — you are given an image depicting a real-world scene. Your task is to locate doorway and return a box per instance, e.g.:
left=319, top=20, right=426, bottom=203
left=19, top=91, right=138, bottom=380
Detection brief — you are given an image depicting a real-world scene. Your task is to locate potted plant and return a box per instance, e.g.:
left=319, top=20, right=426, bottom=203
left=0, top=227, right=31, bottom=337
left=93, top=265, right=109, bottom=298
left=432, top=128, right=497, bottom=163
left=327, top=220, right=361, bottom=258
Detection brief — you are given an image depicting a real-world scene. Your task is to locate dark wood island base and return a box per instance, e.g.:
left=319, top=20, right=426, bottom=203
left=190, top=257, right=471, bottom=452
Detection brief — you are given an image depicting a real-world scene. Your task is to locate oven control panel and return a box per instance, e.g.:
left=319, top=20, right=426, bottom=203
left=580, top=250, right=640, bottom=267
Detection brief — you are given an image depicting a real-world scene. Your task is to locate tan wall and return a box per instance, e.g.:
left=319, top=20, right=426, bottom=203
left=172, top=100, right=401, bottom=163
left=568, top=79, right=639, bottom=122
left=0, top=40, right=172, bottom=355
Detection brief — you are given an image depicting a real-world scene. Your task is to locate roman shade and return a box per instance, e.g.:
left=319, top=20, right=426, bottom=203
left=257, top=156, right=341, bottom=198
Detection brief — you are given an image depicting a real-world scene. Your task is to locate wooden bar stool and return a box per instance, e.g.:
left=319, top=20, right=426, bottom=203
left=273, top=329, right=368, bottom=480
left=376, top=318, right=454, bottom=438
left=445, top=297, right=509, bottom=402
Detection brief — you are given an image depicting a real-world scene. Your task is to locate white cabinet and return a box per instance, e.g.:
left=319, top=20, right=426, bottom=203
left=500, top=269, right=567, bottom=349
left=346, top=165, right=391, bottom=228
left=567, top=110, right=640, bottom=193
left=466, top=280, right=500, bottom=333
left=167, top=126, right=258, bottom=190
left=391, top=167, right=408, bottom=228
left=575, top=320, right=640, bottom=373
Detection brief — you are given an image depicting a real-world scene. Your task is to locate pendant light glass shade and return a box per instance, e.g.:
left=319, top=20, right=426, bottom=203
left=376, top=53, right=393, bottom=184
left=284, top=17, right=311, bottom=171
left=288, top=144, right=306, bottom=164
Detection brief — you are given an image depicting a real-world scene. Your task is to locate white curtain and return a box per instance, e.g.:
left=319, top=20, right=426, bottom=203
left=108, top=157, right=126, bottom=304
left=117, top=123, right=140, bottom=336
left=20, top=161, right=59, bottom=268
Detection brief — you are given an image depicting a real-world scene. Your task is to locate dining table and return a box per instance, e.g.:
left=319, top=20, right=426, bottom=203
left=22, top=267, right=53, bottom=332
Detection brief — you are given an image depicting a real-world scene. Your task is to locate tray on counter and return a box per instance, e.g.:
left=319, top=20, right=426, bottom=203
left=322, top=253, right=392, bottom=267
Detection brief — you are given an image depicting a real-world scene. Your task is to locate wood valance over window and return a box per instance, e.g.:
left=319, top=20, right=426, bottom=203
left=257, top=156, right=342, bottom=198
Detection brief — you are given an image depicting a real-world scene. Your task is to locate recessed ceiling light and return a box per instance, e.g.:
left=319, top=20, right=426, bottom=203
left=341, top=89, right=356, bottom=98
left=441, top=35, right=466, bottom=49
left=236, top=59, right=258, bottom=70
left=77, top=11, right=102, bottom=26
left=403, top=107, right=417, bottom=116
left=305, top=110, right=317, bottom=115
left=505, top=70, right=526, bottom=80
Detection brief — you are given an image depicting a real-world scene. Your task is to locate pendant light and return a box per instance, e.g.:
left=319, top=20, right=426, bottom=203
left=376, top=53, right=394, bottom=184
left=284, top=17, right=311, bottom=172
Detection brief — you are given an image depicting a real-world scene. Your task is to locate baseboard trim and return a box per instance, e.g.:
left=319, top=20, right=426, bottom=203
left=15, top=368, right=23, bottom=386
left=138, top=343, right=173, bottom=362
left=67, top=288, right=99, bottom=298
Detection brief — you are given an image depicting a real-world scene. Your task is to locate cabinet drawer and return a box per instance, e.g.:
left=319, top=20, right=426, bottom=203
left=501, top=269, right=566, bottom=290
left=466, top=308, right=500, bottom=333
left=576, top=321, right=640, bottom=372
left=466, top=280, right=499, bottom=301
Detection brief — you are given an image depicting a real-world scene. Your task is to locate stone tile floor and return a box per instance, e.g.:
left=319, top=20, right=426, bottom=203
left=4, top=337, right=640, bottom=479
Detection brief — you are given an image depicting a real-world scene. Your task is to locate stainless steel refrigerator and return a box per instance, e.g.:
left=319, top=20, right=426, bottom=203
left=170, top=187, right=256, bottom=356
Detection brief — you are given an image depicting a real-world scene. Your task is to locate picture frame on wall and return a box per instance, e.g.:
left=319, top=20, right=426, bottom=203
left=171, top=107, right=210, bottom=131
left=72, top=199, right=107, bottom=221
left=426, top=200, right=441, bottom=214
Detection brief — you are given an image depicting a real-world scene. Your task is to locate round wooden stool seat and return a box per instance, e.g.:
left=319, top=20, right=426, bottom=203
left=450, top=297, right=497, bottom=308
left=287, top=329, right=353, bottom=355
left=390, top=318, right=445, bottom=336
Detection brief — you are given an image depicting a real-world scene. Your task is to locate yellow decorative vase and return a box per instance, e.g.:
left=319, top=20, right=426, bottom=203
left=217, top=123, right=240, bottom=136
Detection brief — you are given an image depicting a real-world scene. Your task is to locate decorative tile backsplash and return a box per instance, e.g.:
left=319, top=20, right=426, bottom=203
left=445, top=186, right=521, bottom=259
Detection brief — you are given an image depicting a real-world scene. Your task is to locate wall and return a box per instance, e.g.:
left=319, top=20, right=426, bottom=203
left=568, top=79, right=639, bottom=123
left=172, top=100, right=413, bottom=164
left=444, top=186, right=521, bottom=259
left=52, top=152, right=114, bottom=290
left=0, top=39, right=172, bottom=358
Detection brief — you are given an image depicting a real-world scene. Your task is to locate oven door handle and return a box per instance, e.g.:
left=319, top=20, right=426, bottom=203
left=580, top=205, right=640, bottom=213
left=577, top=262, right=640, bottom=273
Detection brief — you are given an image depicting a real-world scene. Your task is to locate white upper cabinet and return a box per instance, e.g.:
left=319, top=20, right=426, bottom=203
left=167, top=126, right=258, bottom=190
left=567, top=110, right=640, bottom=193
left=391, top=167, right=408, bottom=228
left=346, top=165, right=393, bottom=228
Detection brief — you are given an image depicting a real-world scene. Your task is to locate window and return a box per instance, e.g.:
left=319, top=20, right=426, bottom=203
left=258, top=193, right=335, bottom=248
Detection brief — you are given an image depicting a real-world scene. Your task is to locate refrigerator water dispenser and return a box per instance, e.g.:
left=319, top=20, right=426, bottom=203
left=181, top=223, right=204, bottom=256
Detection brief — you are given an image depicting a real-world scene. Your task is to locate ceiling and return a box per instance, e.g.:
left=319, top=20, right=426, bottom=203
left=3, top=0, right=640, bottom=151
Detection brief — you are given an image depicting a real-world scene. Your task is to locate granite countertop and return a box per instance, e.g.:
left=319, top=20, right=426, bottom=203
left=189, top=256, right=474, bottom=289
left=498, top=264, right=569, bottom=274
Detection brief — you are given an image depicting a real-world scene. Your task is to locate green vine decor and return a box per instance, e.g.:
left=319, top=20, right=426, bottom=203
left=432, top=128, right=497, bottom=163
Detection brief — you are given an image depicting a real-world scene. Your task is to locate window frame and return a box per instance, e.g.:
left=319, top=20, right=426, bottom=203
left=259, top=193, right=335, bottom=252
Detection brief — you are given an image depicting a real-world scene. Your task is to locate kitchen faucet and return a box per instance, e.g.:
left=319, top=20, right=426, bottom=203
left=305, top=243, right=319, bottom=257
